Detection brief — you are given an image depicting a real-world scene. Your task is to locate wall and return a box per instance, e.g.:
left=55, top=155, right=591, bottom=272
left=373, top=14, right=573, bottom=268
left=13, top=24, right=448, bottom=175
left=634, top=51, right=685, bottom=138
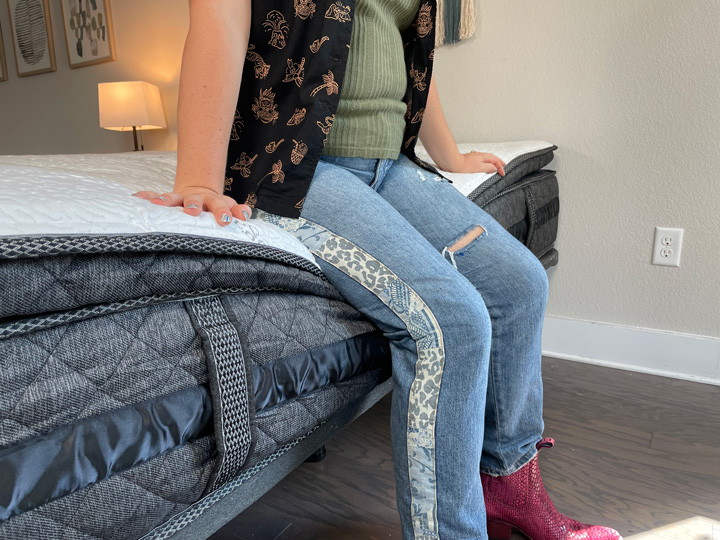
left=0, top=0, right=189, bottom=154
left=433, top=0, right=720, bottom=341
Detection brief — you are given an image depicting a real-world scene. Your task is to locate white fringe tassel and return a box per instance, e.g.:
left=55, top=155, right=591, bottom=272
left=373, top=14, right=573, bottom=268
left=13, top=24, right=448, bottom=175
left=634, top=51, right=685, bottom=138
left=459, top=0, right=476, bottom=41
left=435, top=0, right=476, bottom=48
left=435, top=0, right=446, bottom=48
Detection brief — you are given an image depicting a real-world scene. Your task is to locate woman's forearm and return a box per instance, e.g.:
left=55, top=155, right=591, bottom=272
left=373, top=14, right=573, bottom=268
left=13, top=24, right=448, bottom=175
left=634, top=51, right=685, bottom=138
left=175, top=0, right=251, bottom=193
left=418, top=75, right=463, bottom=172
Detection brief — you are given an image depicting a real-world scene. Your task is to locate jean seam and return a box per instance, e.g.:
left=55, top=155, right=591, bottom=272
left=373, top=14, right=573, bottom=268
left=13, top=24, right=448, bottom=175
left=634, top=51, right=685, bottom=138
left=489, top=348, right=509, bottom=473
left=369, top=158, right=383, bottom=189
left=480, top=444, right=539, bottom=477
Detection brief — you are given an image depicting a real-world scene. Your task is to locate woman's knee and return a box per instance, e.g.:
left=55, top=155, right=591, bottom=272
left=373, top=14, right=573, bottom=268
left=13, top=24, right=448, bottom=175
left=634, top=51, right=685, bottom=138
left=425, top=275, right=493, bottom=354
left=508, top=250, right=549, bottom=315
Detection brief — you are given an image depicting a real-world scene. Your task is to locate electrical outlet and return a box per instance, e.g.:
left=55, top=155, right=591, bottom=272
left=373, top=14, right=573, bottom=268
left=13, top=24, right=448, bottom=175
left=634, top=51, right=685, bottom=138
left=652, top=227, right=684, bottom=267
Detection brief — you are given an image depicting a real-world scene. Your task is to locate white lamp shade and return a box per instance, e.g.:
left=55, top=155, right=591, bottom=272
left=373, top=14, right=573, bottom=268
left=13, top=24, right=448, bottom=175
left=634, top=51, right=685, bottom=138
left=98, top=81, right=167, bottom=131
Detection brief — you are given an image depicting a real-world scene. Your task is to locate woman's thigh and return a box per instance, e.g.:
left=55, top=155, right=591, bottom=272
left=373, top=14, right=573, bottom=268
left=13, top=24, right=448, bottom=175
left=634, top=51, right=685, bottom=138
left=253, top=158, right=491, bottom=354
left=375, top=153, right=548, bottom=313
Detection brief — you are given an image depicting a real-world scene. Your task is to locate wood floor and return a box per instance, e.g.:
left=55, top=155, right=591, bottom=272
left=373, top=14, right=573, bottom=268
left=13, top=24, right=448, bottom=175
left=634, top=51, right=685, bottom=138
left=210, top=357, right=720, bottom=540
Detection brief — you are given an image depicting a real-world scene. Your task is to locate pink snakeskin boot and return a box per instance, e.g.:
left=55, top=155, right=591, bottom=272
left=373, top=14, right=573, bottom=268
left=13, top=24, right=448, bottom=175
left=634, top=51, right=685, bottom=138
left=481, top=438, right=623, bottom=540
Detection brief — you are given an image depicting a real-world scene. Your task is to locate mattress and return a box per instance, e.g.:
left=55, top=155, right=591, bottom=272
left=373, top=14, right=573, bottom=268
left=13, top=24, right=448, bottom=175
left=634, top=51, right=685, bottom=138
left=415, top=141, right=559, bottom=262
left=0, top=145, right=560, bottom=539
left=0, top=152, right=392, bottom=540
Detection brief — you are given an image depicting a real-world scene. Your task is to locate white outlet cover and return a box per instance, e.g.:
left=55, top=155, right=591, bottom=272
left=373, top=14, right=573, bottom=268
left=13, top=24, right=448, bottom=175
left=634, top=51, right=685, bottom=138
left=652, top=227, right=684, bottom=267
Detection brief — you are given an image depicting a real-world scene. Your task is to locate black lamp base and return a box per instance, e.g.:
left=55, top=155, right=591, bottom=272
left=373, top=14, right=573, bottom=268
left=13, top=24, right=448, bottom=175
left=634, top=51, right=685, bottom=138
left=132, top=126, right=140, bottom=151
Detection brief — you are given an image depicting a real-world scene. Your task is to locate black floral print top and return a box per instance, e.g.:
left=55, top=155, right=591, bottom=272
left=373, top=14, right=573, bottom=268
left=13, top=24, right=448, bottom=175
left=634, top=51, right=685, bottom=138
left=225, top=0, right=445, bottom=218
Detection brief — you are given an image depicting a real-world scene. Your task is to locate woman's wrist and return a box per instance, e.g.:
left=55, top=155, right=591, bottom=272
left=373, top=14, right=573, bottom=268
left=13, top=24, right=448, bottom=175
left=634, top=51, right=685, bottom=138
left=173, top=167, right=224, bottom=195
left=435, top=150, right=465, bottom=173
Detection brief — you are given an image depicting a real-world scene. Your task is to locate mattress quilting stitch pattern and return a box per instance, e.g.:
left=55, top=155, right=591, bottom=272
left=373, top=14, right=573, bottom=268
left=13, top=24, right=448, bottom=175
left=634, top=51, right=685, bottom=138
left=0, top=242, right=336, bottom=323
left=0, top=436, right=215, bottom=540
left=0, top=151, right=315, bottom=264
left=0, top=302, right=208, bottom=449
left=222, top=292, right=377, bottom=367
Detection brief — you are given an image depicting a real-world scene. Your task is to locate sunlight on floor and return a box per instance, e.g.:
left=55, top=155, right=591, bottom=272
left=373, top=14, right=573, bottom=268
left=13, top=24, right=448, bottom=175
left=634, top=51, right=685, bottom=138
left=626, top=516, right=720, bottom=540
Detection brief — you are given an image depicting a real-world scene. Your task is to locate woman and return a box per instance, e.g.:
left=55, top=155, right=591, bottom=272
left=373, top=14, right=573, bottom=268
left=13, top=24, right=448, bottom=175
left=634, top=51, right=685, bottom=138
left=135, top=1, right=622, bottom=539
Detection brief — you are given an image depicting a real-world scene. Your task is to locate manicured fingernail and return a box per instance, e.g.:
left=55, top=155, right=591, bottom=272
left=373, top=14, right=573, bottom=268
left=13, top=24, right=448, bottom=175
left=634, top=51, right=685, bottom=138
left=131, top=192, right=140, bottom=197
left=221, top=214, right=232, bottom=223
left=156, top=196, right=167, bottom=202
left=187, top=204, right=199, bottom=210
left=242, top=210, right=250, bottom=220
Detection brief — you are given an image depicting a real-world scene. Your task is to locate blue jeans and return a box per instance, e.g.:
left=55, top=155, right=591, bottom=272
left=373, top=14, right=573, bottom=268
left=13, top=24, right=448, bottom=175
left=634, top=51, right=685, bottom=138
left=254, top=152, right=548, bottom=540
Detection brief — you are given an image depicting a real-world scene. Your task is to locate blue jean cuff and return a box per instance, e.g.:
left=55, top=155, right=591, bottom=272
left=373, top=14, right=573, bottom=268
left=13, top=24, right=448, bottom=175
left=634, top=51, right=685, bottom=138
left=480, top=445, right=539, bottom=477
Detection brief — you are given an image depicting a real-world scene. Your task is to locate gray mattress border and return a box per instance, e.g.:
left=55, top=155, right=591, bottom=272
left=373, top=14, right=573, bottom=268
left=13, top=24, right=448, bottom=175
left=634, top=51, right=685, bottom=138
left=0, top=285, right=297, bottom=340
left=0, top=233, right=325, bottom=278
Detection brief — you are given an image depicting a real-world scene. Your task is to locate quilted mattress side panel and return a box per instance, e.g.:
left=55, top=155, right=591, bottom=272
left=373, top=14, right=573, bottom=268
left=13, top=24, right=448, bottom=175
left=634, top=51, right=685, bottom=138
left=221, top=291, right=390, bottom=466
left=249, top=369, right=389, bottom=468
left=222, top=291, right=379, bottom=368
left=0, top=302, right=208, bottom=450
left=479, top=170, right=559, bottom=257
left=0, top=436, right=215, bottom=540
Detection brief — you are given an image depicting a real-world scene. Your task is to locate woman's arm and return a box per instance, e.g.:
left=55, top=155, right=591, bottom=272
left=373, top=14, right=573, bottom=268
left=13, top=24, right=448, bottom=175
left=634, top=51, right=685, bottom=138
left=418, top=76, right=505, bottom=176
left=134, top=0, right=253, bottom=225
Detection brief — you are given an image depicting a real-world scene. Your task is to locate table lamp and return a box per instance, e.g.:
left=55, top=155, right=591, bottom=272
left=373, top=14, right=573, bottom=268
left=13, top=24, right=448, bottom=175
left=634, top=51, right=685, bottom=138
left=98, top=81, right=167, bottom=151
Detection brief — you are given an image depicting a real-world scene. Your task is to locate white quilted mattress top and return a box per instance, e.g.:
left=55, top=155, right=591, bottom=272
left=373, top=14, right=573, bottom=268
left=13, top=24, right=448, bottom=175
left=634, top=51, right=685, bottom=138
left=0, top=142, right=553, bottom=262
left=415, top=140, right=555, bottom=196
left=0, top=151, right=317, bottom=264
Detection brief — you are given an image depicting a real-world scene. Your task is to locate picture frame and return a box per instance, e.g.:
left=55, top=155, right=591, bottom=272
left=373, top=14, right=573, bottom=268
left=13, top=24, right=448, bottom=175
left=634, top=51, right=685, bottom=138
left=60, top=0, right=116, bottom=68
left=0, top=23, right=7, bottom=82
left=6, top=0, right=56, bottom=77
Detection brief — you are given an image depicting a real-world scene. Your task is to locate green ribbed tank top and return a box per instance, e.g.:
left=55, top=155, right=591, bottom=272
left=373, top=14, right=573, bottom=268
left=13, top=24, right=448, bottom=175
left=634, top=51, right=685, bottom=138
left=322, top=0, right=421, bottom=159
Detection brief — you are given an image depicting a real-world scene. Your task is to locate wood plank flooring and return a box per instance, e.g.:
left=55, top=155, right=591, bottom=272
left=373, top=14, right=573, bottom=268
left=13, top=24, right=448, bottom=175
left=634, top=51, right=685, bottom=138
left=210, top=357, right=720, bottom=540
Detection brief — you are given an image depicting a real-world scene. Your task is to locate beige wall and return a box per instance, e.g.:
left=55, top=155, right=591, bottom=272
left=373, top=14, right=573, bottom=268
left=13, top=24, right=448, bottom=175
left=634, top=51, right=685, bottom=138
left=2, top=1, right=718, bottom=340
left=433, top=0, right=720, bottom=338
left=0, top=0, right=188, bottom=154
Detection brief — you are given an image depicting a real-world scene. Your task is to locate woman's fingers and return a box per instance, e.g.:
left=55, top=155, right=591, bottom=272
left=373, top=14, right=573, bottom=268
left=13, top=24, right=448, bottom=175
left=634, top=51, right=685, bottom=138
left=468, top=152, right=506, bottom=176
left=132, top=190, right=249, bottom=226
left=491, top=158, right=506, bottom=176
left=205, top=196, right=235, bottom=226
left=486, top=153, right=506, bottom=175
left=230, top=202, right=253, bottom=221
left=132, top=190, right=160, bottom=200
left=150, top=192, right=184, bottom=206
left=183, top=196, right=204, bottom=216
left=478, top=163, right=498, bottom=173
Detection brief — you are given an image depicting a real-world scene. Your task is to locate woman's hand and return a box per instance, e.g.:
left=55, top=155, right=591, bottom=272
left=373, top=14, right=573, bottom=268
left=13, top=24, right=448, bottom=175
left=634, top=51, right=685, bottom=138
left=417, top=76, right=507, bottom=177
left=445, top=151, right=506, bottom=176
left=132, top=187, right=252, bottom=226
left=137, top=0, right=252, bottom=228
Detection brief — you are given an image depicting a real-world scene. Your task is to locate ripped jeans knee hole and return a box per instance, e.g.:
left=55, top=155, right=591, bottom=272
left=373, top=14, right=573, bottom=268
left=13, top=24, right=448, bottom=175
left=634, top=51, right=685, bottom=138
left=442, top=225, right=486, bottom=269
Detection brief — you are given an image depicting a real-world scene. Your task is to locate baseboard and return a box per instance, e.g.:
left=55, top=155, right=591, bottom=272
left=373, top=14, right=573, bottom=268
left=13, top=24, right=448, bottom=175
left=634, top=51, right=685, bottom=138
left=541, top=316, right=720, bottom=386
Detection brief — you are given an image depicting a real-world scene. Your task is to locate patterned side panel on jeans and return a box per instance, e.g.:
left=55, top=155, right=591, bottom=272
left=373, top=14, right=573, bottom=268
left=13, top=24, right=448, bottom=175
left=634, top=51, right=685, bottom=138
left=255, top=209, right=445, bottom=540
left=188, top=297, right=253, bottom=492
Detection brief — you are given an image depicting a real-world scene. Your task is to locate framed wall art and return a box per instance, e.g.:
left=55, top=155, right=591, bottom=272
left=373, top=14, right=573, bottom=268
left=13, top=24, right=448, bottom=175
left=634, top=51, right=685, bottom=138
left=0, top=23, right=7, bottom=81
left=6, top=0, right=56, bottom=77
left=60, top=0, right=116, bottom=68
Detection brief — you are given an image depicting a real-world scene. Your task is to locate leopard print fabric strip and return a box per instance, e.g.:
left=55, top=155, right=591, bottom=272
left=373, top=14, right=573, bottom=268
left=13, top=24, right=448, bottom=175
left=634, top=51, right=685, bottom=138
left=255, top=208, right=445, bottom=539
